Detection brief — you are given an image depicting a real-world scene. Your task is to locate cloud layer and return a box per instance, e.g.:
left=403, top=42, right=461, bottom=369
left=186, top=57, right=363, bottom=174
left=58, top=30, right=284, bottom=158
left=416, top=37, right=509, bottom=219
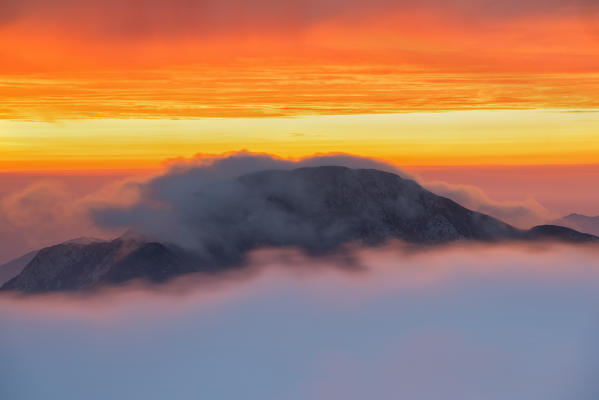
left=2, top=243, right=599, bottom=399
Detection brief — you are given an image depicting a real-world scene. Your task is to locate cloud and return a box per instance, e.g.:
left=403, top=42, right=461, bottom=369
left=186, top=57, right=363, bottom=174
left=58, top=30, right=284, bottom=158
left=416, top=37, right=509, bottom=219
left=0, top=176, right=141, bottom=263
left=159, top=150, right=408, bottom=180
left=423, top=181, right=556, bottom=228
left=0, top=181, right=88, bottom=260
left=1, top=181, right=74, bottom=231
left=1, top=243, right=599, bottom=399
left=90, top=151, right=415, bottom=261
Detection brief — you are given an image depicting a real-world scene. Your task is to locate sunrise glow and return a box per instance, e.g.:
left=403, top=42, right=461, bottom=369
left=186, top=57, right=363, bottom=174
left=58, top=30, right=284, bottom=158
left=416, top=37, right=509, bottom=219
left=2, top=0, right=599, bottom=171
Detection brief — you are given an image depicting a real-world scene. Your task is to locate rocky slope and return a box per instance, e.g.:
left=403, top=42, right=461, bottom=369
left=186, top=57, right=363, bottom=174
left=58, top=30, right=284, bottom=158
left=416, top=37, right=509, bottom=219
left=1, top=238, right=203, bottom=292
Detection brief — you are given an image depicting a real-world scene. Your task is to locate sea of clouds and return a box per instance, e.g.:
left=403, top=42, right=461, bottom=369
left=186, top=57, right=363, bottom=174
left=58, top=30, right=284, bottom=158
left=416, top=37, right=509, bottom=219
left=1, top=242, right=599, bottom=400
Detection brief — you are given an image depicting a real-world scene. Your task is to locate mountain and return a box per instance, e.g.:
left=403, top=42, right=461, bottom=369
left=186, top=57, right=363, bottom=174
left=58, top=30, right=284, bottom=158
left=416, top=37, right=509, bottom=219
left=0, top=250, right=38, bottom=286
left=0, top=238, right=106, bottom=287
left=527, top=224, right=598, bottom=243
left=1, top=238, right=204, bottom=293
left=552, top=213, right=599, bottom=236
left=2, top=167, right=596, bottom=293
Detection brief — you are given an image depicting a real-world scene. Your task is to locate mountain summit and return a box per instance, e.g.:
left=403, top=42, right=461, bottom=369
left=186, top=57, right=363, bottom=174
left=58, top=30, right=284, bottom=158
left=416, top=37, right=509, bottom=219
left=2, top=167, right=596, bottom=293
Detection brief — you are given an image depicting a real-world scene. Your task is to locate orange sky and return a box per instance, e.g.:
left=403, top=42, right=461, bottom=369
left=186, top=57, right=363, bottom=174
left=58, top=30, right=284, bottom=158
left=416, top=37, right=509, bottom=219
left=1, top=0, right=599, bottom=169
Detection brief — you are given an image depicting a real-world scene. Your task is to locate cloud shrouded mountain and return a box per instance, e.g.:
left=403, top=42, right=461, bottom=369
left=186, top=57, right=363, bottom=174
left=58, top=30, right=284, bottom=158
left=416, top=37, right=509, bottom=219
left=0, top=151, right=567, bottom=264
left=0, top=152, right=404, bottom=264
left=2, top=165, right=596, bottom=293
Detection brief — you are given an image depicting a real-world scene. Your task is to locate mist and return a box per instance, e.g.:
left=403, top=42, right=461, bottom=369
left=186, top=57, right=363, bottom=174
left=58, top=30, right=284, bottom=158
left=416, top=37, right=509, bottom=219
left=2, top=243, right=599, bottom=400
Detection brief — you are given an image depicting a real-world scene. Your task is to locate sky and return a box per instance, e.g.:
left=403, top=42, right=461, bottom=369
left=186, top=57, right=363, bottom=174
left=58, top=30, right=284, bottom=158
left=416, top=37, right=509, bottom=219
left=1, top=0, right=599, bottom=169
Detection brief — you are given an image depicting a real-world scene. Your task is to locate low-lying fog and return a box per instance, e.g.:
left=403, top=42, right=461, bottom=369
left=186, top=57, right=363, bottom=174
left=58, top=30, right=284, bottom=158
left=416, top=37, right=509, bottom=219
left=2, top=243, right=599, bottom=400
